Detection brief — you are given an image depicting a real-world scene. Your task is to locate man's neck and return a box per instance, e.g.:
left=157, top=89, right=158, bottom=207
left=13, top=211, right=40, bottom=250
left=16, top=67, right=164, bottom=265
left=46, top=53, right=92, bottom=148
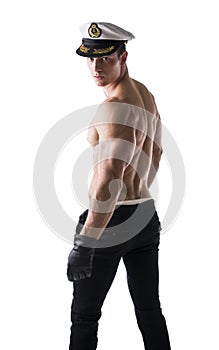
left=103, top=67, right=131, bottom=100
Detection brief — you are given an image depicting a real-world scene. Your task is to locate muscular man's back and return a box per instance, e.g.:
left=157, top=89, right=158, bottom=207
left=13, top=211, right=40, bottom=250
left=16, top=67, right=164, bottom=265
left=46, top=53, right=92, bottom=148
left=87, top=78, right=162, bottom=202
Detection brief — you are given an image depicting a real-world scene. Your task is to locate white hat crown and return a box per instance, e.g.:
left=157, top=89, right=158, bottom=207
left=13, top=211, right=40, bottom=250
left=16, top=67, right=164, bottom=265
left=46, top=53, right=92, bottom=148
left=79, top=22, right=135, bottom=41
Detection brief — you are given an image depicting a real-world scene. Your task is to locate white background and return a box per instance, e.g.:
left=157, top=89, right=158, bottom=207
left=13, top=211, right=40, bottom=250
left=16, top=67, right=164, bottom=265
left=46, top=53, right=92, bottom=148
left=1, top=0, right=219, bottom=349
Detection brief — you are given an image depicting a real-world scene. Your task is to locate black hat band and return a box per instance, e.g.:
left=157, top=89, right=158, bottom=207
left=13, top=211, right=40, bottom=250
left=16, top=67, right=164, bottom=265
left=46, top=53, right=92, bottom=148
left=76, top=39, right=125, bottom=57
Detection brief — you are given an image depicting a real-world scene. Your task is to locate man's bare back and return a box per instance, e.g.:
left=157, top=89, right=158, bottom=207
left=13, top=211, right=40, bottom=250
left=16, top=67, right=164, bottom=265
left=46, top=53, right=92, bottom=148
left=87, top=78, right=162, bottom=205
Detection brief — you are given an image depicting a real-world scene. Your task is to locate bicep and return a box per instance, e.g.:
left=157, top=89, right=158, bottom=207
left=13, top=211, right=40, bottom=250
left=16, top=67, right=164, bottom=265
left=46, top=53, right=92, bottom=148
left=95, top=124, right=136, bottom=176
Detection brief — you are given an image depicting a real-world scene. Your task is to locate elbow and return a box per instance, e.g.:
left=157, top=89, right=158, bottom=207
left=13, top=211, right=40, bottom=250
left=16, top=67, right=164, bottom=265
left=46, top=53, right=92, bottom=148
left=100, top=168, right=124, bottom=181
left=99, top=160, right=126, bottom=180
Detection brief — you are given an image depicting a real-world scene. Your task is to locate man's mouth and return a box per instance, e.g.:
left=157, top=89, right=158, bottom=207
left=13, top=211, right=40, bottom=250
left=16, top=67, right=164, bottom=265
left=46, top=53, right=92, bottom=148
left=93, top=75, right=104, bottom=80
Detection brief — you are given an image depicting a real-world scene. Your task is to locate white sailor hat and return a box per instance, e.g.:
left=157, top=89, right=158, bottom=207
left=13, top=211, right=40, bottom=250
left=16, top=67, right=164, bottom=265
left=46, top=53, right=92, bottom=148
left=76, top=22, right=135, bottom=57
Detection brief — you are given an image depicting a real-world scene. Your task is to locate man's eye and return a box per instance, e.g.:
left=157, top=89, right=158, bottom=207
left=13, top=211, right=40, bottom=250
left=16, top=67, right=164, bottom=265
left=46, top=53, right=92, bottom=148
left=102, top=57, right=109, bottom=62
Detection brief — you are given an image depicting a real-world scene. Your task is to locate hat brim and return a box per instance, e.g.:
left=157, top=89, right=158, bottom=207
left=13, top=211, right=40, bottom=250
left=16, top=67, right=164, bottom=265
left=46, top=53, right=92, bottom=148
left=76, top=39, right=125, bottom=57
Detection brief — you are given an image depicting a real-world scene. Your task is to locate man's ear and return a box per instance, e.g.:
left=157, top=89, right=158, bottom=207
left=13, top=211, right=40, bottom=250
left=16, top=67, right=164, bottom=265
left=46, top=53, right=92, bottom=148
left=120, top=51, right=128, bottom=65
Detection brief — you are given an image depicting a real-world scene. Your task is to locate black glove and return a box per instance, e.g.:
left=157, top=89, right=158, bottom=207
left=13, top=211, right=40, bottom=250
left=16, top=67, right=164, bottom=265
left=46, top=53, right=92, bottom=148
left=67, top=234, right=97, bottom=282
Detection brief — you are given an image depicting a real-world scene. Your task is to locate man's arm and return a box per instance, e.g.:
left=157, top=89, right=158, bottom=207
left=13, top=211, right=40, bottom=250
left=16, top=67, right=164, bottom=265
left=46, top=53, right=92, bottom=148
left=80, top=114, right=136, bottom=239
left=67, top=107, right=136, bottom=281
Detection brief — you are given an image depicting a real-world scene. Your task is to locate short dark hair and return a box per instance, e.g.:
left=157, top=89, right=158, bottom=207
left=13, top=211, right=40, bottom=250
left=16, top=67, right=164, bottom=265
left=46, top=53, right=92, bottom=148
left=116, top=42, right=126, bottom=57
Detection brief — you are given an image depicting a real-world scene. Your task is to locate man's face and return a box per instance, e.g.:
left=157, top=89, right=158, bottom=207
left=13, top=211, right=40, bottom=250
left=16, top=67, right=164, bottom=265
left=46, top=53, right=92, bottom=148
left=87, top=52, right=124, bottom=87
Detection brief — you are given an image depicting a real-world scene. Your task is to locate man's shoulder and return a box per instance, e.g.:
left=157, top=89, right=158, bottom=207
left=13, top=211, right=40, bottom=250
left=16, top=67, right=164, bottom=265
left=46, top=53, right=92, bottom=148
left=104, top=97, right=120, bottom=103
left=98, top=99, right=131, bottom=112
left=94, top=100, right=137, bottom=130
left=132, top=79, right=160, bottom=118
left=132, top=78, right=154, bottom=98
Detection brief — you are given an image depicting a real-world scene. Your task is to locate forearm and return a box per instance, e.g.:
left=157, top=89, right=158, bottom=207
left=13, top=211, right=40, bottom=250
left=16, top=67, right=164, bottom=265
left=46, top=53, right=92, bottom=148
left=80, top=174, right=123, bottom=239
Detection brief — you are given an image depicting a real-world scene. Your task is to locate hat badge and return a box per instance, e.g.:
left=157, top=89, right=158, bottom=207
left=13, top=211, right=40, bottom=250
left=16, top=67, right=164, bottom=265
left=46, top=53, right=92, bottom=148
left=88, top=23, right=102, bottom=38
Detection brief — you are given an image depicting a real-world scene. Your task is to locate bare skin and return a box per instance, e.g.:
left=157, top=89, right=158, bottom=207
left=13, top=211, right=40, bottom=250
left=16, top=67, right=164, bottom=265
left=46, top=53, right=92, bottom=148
left=80, top=50, right=162, bottom=239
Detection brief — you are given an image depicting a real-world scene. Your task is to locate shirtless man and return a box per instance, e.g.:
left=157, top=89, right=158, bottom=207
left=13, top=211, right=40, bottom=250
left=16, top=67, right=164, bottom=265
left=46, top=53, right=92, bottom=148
left=67, top=22, right=171, bottom=350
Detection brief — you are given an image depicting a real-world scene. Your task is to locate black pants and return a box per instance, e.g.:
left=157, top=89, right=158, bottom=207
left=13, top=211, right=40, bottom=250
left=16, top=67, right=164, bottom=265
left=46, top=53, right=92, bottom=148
left=69, top=199, right=171, bottom=350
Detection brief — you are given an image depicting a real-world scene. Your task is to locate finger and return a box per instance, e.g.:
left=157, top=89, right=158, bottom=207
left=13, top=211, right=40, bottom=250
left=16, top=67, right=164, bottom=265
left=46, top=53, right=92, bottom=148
left=67, top=266, right=74, bottom=281
left=85, top=270, right=92, bottom=278
left=74, top=272, right=83, bottom=281
left=67, top=272, right=74, bottom=282
left=79, top=272, right=86, bottom=280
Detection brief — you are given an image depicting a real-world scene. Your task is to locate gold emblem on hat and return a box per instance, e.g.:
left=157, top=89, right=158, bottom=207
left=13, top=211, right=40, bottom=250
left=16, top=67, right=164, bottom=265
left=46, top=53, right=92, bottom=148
left=88, top=23, right=101, bottom=38
left=93, top=46, right=115, bottom=54
left=79, top=44, right=90, bottom=53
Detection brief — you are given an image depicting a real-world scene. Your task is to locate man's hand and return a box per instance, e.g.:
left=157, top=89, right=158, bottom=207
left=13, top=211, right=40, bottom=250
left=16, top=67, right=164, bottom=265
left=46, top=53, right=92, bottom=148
left=67, top=234, right=96, bottom=281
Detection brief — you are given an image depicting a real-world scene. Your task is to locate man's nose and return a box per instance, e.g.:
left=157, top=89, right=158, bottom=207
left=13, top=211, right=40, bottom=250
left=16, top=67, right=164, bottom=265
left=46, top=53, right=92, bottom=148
left=93, top=59, right=102, bottom=71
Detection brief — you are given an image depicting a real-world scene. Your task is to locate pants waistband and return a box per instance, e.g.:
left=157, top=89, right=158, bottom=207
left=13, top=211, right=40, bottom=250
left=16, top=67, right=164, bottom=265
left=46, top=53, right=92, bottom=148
left=116, top=197, right=154, bottom=207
